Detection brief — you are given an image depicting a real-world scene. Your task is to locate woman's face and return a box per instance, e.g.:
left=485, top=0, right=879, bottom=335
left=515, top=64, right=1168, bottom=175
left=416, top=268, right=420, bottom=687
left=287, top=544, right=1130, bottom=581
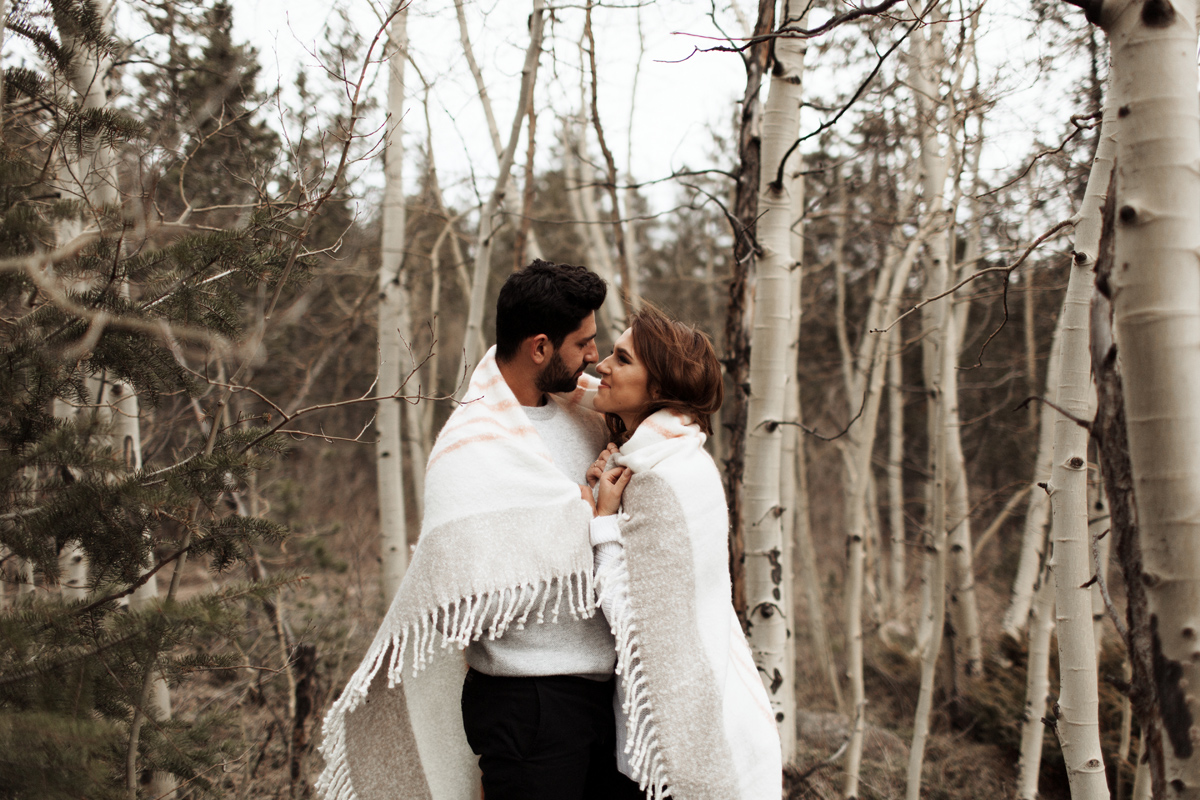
left=595, top=327, right=652, bottom=430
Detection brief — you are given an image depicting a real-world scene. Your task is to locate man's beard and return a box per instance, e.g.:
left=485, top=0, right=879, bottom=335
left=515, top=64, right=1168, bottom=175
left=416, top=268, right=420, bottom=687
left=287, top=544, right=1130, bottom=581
left=536, top=350, right=581, bottom=394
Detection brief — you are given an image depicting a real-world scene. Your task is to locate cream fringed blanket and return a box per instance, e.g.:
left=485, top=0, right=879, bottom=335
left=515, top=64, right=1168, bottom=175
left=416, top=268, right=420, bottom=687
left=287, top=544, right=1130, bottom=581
left=602, top=410, right=782, bottom=800
left=315, top=346, right=604, bottom=800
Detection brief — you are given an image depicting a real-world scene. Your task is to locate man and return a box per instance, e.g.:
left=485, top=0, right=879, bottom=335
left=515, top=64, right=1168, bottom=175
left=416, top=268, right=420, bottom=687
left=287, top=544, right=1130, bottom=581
left=459, top=260, right=641, bottom=799
left=316, top=261, right=640, bottom=800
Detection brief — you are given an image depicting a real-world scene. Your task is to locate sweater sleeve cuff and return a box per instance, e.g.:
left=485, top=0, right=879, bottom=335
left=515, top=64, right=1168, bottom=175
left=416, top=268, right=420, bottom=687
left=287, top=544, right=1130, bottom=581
left=589, top=514, right=622, bottom=547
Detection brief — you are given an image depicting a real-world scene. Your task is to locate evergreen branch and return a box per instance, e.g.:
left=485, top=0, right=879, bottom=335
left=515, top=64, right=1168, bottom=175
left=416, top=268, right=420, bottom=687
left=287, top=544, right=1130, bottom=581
left=127, top=394, right=226, bottom=797
left=0, top=629, right=145, bottom=689
left=69, top=545, right=188, bottom=618
left=10, top=246, right=238, bottom=356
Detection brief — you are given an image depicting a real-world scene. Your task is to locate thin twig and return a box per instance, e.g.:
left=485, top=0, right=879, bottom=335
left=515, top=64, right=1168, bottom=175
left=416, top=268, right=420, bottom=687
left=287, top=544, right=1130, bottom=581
left=1015, top=395, right=1093, bottom=430
left=871, top=218, right=1074, bottom=336
left=1091, top=527, right=1128, bottom=640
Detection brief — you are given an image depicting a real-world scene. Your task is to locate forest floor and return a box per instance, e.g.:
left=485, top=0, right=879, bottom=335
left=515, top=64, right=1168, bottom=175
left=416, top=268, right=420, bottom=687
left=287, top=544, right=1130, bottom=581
left=170, top=437, right=1132, bottom=799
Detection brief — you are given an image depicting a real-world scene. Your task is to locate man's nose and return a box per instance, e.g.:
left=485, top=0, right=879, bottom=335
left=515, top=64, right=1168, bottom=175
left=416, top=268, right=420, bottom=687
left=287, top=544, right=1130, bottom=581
left=585, top=343, right=599, bottom=363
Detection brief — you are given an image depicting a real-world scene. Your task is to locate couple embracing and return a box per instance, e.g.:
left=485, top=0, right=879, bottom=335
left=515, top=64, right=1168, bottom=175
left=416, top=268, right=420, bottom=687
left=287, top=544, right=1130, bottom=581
left=317, top=261, right=782, bottom=800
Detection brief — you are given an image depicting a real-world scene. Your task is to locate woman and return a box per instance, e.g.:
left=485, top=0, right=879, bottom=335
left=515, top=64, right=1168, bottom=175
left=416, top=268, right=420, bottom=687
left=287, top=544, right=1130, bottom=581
left=584, top=306, right=782, bottom=800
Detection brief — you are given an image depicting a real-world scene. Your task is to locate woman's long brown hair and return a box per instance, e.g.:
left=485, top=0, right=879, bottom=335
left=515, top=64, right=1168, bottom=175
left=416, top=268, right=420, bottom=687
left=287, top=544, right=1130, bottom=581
left=605, top=305, right=724, bottom=443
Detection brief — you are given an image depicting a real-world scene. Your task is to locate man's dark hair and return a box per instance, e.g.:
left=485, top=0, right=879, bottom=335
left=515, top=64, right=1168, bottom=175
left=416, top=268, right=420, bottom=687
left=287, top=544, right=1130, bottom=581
left=495, top=260, right=606, bottom=361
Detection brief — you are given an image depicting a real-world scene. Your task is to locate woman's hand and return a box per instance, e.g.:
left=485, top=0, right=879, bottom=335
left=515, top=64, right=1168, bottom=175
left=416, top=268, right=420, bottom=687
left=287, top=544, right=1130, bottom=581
left=585, top=443, right=621, bottom=489
left=579, top=484, right=598, bottom=515
left=596, top=465, right=633, bottom=517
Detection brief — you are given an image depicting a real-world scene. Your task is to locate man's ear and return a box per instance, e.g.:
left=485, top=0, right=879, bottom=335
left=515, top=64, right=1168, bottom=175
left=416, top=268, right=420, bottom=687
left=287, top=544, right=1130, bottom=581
left=528, top=334, right=552, bottom=365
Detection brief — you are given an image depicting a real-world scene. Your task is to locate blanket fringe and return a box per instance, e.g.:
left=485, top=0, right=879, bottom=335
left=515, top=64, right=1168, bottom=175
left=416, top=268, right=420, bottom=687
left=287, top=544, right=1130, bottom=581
left=315, top=569, right=596, bottom=800
left=597, top=552, right=671, bottom=800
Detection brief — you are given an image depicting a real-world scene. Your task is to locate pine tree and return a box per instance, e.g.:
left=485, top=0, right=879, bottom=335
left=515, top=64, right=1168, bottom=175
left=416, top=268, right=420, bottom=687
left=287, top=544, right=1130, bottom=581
left=0, top=2, right=312, bottom=795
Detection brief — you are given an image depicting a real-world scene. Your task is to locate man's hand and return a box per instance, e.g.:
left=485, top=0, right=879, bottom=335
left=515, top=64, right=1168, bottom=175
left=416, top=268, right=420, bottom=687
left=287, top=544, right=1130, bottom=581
left=596, top=465, right=632, bottom=517
left=585, top=442, right=621, bottom=488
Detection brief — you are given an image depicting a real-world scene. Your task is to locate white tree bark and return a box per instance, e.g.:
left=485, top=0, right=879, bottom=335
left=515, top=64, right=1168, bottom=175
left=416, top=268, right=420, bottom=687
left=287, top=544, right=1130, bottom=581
left=775, top=116, right=809, bottom=761
left=843, top=221, right=925, bottom=800
left=563, top=115, right=625, bottom=340
left=944, top=346, right=981, bottom=678
left=744, top=6, right=804, bottom=755
left=378, top=4, right=411, bottom=600
left=453, top=0, right=543, bottom=263
left=1017, top=557, right=1056, bottom=800
left=1002, top=313, right=1065, bottom=639
left=1044, top=73, right=1116, bottom=800
left=905, top=292, right=951, bottom=800
left=1096, top=0, right=1200, bottom=792
left=905, top=7, right=963, bottom=792
left=887, top=337, right=906, bottom=616
left=459, top=0, right=545, bottom=380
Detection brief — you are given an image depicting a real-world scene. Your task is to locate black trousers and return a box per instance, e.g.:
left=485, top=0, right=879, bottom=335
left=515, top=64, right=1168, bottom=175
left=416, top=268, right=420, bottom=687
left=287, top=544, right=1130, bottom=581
left=461, top=668, right=645, bottom=800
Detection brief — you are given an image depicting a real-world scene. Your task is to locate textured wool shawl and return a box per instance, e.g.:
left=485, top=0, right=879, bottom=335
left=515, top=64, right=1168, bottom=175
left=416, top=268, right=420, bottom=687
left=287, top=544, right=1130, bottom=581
left=602, top=410, right=782, bottom=800
left=315, top=346, right=606, bottom=800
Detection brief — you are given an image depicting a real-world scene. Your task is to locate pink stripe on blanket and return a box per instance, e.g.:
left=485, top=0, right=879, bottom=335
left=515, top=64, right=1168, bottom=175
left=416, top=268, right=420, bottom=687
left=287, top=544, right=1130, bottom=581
left=428, top=431, right=555, bottom=470
left=643, top=417, right=687, bottom=440
left=437, top=417, right=538, bottom=444
left=469, top=373, right=507, bottom=392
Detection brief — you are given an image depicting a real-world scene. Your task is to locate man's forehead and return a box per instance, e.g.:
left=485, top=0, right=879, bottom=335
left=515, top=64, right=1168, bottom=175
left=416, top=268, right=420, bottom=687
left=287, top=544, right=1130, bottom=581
left=570, top=312, right=597, bottom=340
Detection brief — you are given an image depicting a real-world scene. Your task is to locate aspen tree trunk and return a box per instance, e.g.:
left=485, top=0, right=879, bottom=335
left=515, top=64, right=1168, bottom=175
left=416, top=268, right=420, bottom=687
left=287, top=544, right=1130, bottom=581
left=378, top=5, right=411, bottom=600
left=1025, top=269, right=1040, bottom=432
left=776, top=128, right=806, bottom=752
left=905, top=290, right=952, bottom=800
left=1133, top=736, right=1152, bottom=800
left=865, top=472, right=887, bottom=620
left=779, top=310, right=801, bottom=759
left=105, top=379, right=176, bottom=800
left=783, top=170, right=843, bottom=714
left=420, top=132, right=474, bottom=409
left=52, top=0, right=120, bottom=603
left=887, top=338, right=906, bottom=617
left=843, top=225, right=925, bottom=800
left=459, top=0, right=545, bottom=379
left=563, top=115, right=625, bottom=340
left=1017, top=559, right=1057, bottom=800
left=453, top=0, right=543, bottom=263
left=910, top=2, right=984, bottom=683
left=1002, top=314, right=1064, bottom=639
left=1087, top=0, right=1200, bottom=792
left=584, top=1, right=638, bottom=318
left=913, top=0, right=951, bottom=666
left=905, top=8, right=965, bottom=792
left=743, top=5, right=803, bottom=755
left=1089, top=473, right=1111, bottom=658
left=724, top=0, right=776, bottom=621
left=1043, top=72, right=1114, bottom=800
left=54, top=392, right=100, bottom=600
left=945, top=353, right=981, bottom=678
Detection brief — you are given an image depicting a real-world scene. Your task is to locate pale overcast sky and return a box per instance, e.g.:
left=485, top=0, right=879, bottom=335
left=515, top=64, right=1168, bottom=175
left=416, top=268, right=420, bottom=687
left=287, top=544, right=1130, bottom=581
left=226, top=0, right=1083, bottom=224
